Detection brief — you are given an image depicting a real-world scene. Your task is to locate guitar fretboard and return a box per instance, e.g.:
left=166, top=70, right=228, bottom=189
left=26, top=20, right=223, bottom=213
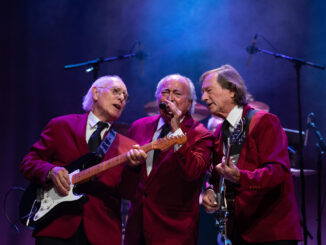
left=71, top=135, right=186, bottom=184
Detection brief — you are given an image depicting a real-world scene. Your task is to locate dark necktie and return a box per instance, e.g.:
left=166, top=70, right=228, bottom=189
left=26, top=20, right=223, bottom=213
left=222, top=120, right=231, bottom=146
left=88, top=121, right=109, bottom=153
left=152, top=123, right=171, bottom=164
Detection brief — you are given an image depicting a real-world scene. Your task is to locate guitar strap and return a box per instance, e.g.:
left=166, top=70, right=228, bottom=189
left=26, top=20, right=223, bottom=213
left=230, top=108, right=257, bottom=159
left=224, top=108, right=257, bottom=196
left=96, top=128, right=117, bottom=159
left=225, top=108, right=257, bottom=242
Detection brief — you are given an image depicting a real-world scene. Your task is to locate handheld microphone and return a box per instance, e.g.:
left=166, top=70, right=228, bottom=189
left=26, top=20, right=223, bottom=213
left=160, top=102, right=172, bottom=115
left=246, top=33, right=258, bottom=67
left=304, top=112, right=315, bottom=146
left=159, top=102, right=167, bottom=111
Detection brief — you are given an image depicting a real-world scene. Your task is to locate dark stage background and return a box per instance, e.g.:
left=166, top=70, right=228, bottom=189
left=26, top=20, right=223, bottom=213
left=1, top=0, right=326, bottom=244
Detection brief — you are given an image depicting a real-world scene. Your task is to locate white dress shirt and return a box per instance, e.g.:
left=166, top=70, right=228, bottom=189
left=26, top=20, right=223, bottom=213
left=85, top=112, right=111, bottom=143
left=223, top=105, right=243, bottom=161
left=225, top=105, right=243, bottom=130
left=146, top=117, right=184, bottom=175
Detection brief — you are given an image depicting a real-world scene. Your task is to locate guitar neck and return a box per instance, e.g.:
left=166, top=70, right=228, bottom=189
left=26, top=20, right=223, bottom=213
left=217, top=142, right=232, bottom=196
left=72, top=142, right=155, bottom=185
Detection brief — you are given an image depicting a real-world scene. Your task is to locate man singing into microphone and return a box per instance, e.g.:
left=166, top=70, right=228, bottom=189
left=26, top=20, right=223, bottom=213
left=122, top=74, right=214, bottom=245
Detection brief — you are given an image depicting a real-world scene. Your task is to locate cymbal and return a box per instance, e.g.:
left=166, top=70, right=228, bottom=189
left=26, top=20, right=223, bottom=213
left=144, top=101, right=210, bottom=122
left=290, top=168, right=317, bottom=177
left=248, top=101, right=270, bottom=112
left=144, top=101, right=159, bottom=117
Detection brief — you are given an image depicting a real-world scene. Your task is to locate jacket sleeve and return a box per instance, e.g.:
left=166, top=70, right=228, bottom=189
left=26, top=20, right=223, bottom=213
left=238, top=113, right=291, bottom=192
left=20, top=119, right=57, bottom=185
left=175, top=125, right=214, bottom=181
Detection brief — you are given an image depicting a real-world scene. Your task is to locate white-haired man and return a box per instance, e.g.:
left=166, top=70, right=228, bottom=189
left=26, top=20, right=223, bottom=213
left=20, top=76, right=136, bottom=245
left=122, top=74, right=214, bottom=245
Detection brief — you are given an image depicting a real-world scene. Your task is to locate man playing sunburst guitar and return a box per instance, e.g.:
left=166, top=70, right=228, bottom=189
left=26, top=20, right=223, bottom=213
left=20, top=76, right=139, bottom=245
left=200, top=65, right=302, bottom=245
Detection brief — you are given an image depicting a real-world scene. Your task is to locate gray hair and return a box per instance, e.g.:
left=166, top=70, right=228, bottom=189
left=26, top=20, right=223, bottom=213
left=200, top=64, right=247, bottom=106
left=82, top=75, right=123, bottom=112
left=154, top=74, right=197, bottom=114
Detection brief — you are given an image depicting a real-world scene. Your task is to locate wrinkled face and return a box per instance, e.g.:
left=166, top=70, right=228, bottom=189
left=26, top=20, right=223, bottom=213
left=92, top=78, right=128, bottom=122
left=201, top=72, right=235, bottom=119
left=157, top=75, right=192, bottom=119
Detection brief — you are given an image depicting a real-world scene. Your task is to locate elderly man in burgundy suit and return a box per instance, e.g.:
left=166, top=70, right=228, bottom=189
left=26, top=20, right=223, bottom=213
left=20, top=76, right=136, bottom=245
left=201, top=65, right=303, bottom=245
left=123, top=74, right=214, bottom=245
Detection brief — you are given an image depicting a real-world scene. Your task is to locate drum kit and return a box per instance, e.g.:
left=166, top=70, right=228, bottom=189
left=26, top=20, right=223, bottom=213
left=113, top=99, right=317, bottom=177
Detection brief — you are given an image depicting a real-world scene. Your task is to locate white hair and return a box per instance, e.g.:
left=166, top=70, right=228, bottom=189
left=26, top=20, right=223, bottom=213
left=154, top=74, right=197, bottom=114
left=82, top=75, right=123, bottom=112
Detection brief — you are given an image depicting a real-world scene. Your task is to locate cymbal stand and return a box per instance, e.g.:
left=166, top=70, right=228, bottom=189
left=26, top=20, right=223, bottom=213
left=307, top=117, right=325, bottom=245
left=247, top=44, right=325, bottom=245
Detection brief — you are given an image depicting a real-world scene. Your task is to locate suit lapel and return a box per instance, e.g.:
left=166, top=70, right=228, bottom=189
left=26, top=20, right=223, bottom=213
left=180, top=113, right=195, bottom=132
left=145, top=114, right=194, bottom=183
left=144, top=115, right=160, bottom=144
left=139, top=116, right=160, bottom=181
left=74, top=113, right=89, bottom=156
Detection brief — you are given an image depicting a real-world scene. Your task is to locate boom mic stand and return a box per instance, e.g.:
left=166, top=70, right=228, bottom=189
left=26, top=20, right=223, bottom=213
left=64, top=42, right=147, bottom=81
left=246, top=43, right=325, bottom=245
left=306, top=115, right=325, bottom=245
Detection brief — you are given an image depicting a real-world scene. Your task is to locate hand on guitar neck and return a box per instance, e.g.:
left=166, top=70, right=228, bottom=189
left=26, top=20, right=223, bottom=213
left=201, top=155, right=240, bottom=214
left=202, top=189, right=219, bottom=213
left=215, top=155, right=241, bottom=184
left=126, top=144, right=147, bottom=166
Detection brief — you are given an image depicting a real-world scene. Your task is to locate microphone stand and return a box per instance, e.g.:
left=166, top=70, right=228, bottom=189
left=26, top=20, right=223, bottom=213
left=64, top=52, right=141, bottom=81
left=307, top=120, right=325, bottom=245
left=247, top=45, right=325, bottom=245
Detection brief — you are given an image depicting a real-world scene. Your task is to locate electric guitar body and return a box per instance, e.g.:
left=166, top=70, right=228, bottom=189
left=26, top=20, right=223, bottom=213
left=19, top=135, right=187, bottom=230
left=19, top=153, right=100, bottom=229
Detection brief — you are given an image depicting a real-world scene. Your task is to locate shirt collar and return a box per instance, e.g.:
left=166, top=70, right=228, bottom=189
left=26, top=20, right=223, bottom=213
left=88, top=112, right=111, bottom=129
left=157, top=117, right=166, bottom=131
left=226, top=105, right=243, bottom=128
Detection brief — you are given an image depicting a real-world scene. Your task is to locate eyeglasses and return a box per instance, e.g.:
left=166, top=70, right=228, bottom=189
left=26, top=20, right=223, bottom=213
left=98, top=86, right=129, bottom=102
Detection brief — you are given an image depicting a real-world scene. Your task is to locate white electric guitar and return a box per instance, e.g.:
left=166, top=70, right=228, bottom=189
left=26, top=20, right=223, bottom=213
left=19, top=134, right=187, bottom=229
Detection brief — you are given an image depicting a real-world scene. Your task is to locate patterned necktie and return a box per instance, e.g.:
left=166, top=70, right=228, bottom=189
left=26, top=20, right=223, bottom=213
left=152, top=123, right=171, bottom=164
left=222, top=120, right=231, bottom=146
left=88, top=121, right=109, bottom=153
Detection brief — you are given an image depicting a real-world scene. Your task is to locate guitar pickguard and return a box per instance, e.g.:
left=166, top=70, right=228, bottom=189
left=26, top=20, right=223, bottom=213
left=33, top=170, right=84, bottom=222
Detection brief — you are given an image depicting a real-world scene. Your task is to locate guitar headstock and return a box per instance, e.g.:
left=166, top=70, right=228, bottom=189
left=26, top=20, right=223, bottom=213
left=153, top=135, right=187, bottom=151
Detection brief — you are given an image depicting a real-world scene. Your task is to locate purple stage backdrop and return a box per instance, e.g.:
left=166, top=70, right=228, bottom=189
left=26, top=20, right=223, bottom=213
left=1, top=0, right=326, bottom=244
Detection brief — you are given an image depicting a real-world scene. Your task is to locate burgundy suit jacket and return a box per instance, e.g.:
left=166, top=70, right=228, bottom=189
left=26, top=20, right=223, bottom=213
left=20, top=113, right=136, bottom=245
left=211, top=105, right=303, bottom=243
left=122, top=114, right=214, bottom=245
